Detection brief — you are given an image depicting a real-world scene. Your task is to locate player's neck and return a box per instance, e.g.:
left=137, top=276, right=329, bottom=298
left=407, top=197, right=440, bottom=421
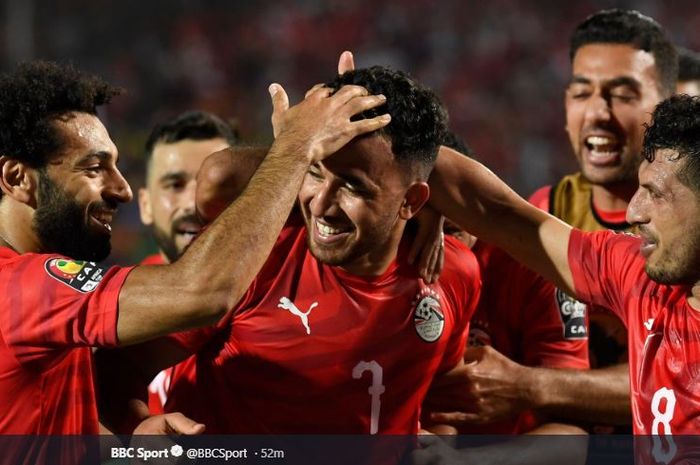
left=590, top=182, right=636, bottom=213
left=338, top=231, right=402, bottom=277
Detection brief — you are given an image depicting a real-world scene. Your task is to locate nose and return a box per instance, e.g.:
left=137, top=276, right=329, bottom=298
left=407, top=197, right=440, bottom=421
left=625, top=187, right=648, bottom=226
left=309, top=180, right=340, bottom=218
left=104, top=167, right=133, bottom=204
left=180, top=179, right=198, bottom=213
left=583, top=92, right=612, bottom=125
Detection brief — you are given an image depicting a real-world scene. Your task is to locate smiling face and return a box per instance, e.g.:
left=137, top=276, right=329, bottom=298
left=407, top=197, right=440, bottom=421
left=298, top=135, right=428, bottom=276
left=139, top=137, right=229, bottom=263
left=33, top=112, right=132, bottom=261
left=565, top=44, right=663, bottom=187
left=627, top=150, right=700, bottom=285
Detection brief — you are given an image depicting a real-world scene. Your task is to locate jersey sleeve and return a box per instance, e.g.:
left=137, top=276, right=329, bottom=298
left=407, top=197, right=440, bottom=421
left=568, top=229, right=643, bottom=324
left=438, top=237, right=481, bottom=372
left=519, top=270, right=589, bottom=369
left=0, top=254, right=133, bottom=360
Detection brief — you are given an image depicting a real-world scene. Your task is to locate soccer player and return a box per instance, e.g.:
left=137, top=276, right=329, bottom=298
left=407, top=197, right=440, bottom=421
left=136, top=110, right=238, bottom=413
left=427, top=141, right=589, bottom=435
left=120, top=66, right=481, bottom=435
left=433, top=9, right=677, bottom=433
left=427, top=93, right=700, bottom=438
left=677, top=46, right=700, bottom=97
left=0, top=60, right=389, bottom=434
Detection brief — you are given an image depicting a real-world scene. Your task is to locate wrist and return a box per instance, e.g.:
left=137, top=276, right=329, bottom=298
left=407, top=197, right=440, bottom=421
left=270, top=132, right=316, bottom=165
left=520, top=365, right=547, bottom=410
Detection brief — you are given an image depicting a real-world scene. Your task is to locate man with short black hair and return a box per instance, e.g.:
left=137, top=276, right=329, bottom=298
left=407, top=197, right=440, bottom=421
left=433, top=9, right=678, bottom=433
left=677, top=46, right=700, bottom=97
left=0, top=60, right=389, bottom=435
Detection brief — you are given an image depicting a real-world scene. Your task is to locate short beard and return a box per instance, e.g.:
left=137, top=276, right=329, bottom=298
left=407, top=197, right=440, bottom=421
left=151, top=213, right=202, bottom=263
left=151, top=224, right=179, bottom=264
left=33, top=170, right=112, bottom=262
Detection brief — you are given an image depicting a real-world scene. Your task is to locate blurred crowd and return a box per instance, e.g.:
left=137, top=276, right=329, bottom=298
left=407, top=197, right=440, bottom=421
left=1, top=0, right=699, bottom=263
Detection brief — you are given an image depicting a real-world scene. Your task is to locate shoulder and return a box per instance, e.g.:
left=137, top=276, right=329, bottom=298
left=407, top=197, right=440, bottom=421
left=440, top=236, right=481, bottom=298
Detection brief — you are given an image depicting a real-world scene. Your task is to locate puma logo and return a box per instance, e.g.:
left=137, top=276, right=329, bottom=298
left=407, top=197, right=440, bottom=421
left=278, top=297, right=318, bottom=335
left=644, top=318, right=655, bottom=331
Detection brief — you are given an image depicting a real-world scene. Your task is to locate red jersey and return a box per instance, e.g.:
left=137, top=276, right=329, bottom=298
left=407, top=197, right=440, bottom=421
left=138, top=253, right=176, bottom=415
left=456, top=242, right=589, bottom=434
left=569, top=229, right=700, bottom=434
left=0, top=247, right=132, bottom=434
left=165, top=217, right=480, bottom=434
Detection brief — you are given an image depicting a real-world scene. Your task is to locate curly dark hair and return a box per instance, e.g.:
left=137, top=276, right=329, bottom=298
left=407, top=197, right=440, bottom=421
left=643, top=95, right=700, bottom=192
left=678, top=46, right=700, bottom=82
left=326, top=66, right=448, bottom=180
left=0, top=60, right=121, bottom=173
left=569, top=9, right=678, bottom=97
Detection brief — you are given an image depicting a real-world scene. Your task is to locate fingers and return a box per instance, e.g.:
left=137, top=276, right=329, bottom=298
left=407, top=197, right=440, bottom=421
left=269, top=83, right=290, bottom=138
left=164, top=412, right=206, bottom=435
left=343, top=114, right=391, bottom=140
left=428, top=411, right=481, bottom=426
left=305, top=83, right=326, bottom=99
left=338, top=50, right=355, bottom=75
left=340, top=93, right=386, bottom=119
left=463, top=345, right=485, bottom=362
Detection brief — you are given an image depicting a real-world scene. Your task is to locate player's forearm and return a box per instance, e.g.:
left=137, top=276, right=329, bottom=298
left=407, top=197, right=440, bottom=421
left=118, top=138, right=313, bottom=345
left=526, top=363, right=632, bottom=425
left=429, top=147, right=576, bottom=295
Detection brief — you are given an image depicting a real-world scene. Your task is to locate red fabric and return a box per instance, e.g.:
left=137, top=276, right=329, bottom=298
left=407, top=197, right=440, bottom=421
left=457, top=242, right=589, bottom=434
left=569, top=229, right=700, bottom=434
left=140, top=253, right=164, bottom=265
left=139, top=253, right=170, bottom=414
left=165, top=221, right=480, bottom=434
left=0, top=247, right=132, bottom=434
left=592, top=204, right=628, bottom=225
left=528, top=185, right=551, bottom=211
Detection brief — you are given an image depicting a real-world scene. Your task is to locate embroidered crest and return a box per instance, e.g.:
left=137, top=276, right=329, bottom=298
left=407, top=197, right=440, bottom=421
left=413, top=288, right=445, bottom=343
left=45, top=258, right=107, bottom=293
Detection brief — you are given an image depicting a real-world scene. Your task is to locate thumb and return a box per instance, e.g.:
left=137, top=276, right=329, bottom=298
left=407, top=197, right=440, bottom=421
left=338, top=50, right=355, bottom=74
left=269, top=83, right=289, bottom=138
left=463, top=345, right=485, bottom=363
left=165, top=412, right=206, bottom=435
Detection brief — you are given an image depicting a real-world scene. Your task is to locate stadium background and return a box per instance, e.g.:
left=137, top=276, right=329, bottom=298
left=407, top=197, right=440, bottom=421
left=1, top=0, right=699, bottom=263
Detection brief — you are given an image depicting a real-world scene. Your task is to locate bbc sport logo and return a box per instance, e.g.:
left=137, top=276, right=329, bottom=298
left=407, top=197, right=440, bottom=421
left=110, top=445, right=182, bottom=461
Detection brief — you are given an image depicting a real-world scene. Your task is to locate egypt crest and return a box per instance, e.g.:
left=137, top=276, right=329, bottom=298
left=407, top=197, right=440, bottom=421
left=45, top=258, right=107, bottom=293
left=413, top=287, right=445, bottom=343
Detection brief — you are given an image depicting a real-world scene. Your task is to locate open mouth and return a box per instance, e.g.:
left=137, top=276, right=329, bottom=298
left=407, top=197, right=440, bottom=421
left=583, top=135, right=623, bottom=166
left=89, top=211, right=114, bottom=234
left=639, top=237, right=657, bottom=259
left=173, top=220, right=203, bottom=242
left=313, top=219, right=353, bottom=245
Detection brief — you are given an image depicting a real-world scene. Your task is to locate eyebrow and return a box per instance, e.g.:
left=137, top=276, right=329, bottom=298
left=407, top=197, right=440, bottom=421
left=568, top=75, right=641, bottom=91
left=606, top=76, right=642, bottom=91
left=158, top=171, right=190, bottom=183
left=75, top=151, right=116, bottom=165
left=569, top=75, right=591, bottom=86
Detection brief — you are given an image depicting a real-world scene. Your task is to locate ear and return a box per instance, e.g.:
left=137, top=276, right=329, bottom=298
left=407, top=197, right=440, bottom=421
left=0, top=156, right=38, bottom=207
left=138, top=187, right=153, bottom=225
left=399, top=182, right=430, bottom=220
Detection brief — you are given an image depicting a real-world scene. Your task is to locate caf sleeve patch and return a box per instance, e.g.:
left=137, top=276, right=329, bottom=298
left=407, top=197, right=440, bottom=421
left=44, top=258, right=109, bottom=293
left=555, top=287, right=588, bottom=340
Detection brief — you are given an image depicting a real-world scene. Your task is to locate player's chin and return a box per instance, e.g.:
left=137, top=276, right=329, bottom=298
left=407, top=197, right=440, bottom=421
left=308, top=244, right=350, bottom=266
